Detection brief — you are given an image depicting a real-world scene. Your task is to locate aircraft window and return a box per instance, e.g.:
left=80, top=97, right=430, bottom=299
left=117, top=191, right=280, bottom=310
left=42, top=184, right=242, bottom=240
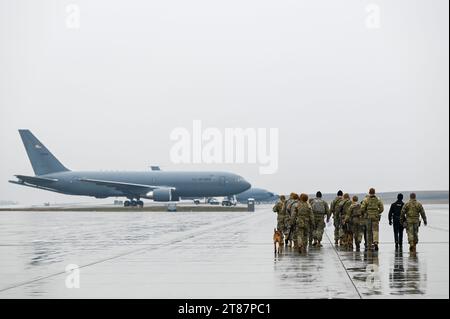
left=193, top=178, right=212, bottom=182
left=192, top=177, right=212, bottom=183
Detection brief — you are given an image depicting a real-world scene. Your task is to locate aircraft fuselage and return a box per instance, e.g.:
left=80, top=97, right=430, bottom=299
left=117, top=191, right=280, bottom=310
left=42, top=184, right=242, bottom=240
left=20, top=170, right=250, bottom=200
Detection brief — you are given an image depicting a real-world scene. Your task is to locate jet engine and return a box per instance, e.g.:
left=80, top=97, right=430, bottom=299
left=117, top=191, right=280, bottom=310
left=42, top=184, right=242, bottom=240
left=146, top=188, right=176, bottom=202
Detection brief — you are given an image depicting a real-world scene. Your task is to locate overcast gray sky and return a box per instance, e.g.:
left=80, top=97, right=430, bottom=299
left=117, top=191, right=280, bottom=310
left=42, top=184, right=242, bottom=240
left=0, top=0, right=448, bottom=204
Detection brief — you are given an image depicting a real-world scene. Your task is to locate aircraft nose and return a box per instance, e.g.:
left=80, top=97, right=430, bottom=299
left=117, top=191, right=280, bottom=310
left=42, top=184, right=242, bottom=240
left=241, top=179, right=251, bottom=192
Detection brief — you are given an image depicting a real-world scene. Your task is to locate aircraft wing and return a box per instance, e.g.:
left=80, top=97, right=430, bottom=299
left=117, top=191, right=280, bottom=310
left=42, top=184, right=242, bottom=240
left=13, top=175, right=58, bottom=185
left=78, top=178, right=174, bottom=196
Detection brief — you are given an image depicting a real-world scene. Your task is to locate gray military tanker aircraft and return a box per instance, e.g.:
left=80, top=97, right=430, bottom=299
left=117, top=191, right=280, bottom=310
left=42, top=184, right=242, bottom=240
left=9, top=130, right=251, bottom=207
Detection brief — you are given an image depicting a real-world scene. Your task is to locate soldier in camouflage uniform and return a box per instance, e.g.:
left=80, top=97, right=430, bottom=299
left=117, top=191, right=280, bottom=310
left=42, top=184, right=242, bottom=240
left=310, top=191, right=330, bottom=247
left=344, top=195, right=364, bottom=251
left=330, top=190, right=344, bottom=245
left=272, top=195, right=286, bottom=237
left=306, top=195, right=314, bottom=248
left=280, top=193, right=293, bottom=246
left=338, top=193, right=352, bottom=248
left=307, top=198, right=314, bottom=247
left=361, top=195, right=370, bottom=250
left=400, top=193, right=427, bottom=253
left=290, top=193, right=315, bottom=254
left=283, top=193, right=299, bottom=247
left=360, top=188, right=384, bottom=251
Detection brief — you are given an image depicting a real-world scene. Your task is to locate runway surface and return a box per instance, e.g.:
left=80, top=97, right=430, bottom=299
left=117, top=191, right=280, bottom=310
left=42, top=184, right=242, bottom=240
left=0, top=204, right=448, bottom=298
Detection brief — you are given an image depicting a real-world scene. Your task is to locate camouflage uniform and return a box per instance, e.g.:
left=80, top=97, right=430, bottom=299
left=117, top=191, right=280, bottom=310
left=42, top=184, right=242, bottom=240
left=307, top=199, right=314, bottom=246
left=310, top=197, right=330, bottom=246
left=338, top=198, right=352, bottom=247
left=400, top=199, right=427, bottom=252
left=360, top=195, right=384, bottom=250
left=283, top=198, right=298, bottom=246
left=308, top=224, right=314, bottom=246
left=339, top=198, right=352, bottom=248
left=330, top=196, right=343, bottom=244
left=290, top=201, right=315, bottom=253
left=360, top=196, right=369, bottom=249
left=272, top=199, right=286, bottom=233
left=344, top=202, right=363, bottom=250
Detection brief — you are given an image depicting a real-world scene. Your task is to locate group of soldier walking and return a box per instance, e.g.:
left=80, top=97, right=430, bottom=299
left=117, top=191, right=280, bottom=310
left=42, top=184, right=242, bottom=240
left=273, top=188, right=428, bottom=254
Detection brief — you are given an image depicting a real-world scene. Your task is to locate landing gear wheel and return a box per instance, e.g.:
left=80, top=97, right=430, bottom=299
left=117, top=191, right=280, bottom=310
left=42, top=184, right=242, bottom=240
left=137, top=200, right=144, bottom=208
left=124, top=200, right=131, bottom=207
left=131, top=200, right=138, bottom=207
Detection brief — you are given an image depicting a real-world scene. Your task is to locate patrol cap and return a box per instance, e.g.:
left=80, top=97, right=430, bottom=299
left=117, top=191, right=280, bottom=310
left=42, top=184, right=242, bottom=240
left=369, top=188, right=376, bottom=195
left=352, top=195, right=359, bottom=202
left=343, top=193, right=350, bottom=199
left=410, top=193, right=416, bottom=199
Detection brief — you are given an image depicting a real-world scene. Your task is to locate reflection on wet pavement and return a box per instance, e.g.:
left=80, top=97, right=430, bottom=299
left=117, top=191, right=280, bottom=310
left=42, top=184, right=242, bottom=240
left=0, top=205, right=448, bottom=298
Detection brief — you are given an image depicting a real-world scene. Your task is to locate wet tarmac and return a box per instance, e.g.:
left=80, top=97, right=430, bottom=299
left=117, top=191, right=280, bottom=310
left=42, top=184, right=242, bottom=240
left=0, top=204, right=448, bottom=298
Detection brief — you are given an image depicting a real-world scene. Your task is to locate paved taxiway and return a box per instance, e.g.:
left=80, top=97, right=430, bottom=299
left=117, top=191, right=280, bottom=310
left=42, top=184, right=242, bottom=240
left=0, top=204, right=448, bottom=298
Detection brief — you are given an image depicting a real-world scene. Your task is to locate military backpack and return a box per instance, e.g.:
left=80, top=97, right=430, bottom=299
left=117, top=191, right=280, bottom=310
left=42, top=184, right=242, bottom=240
left=311, top=198, right=326, bottom=215
left=366, top=197, right=380, bottom=213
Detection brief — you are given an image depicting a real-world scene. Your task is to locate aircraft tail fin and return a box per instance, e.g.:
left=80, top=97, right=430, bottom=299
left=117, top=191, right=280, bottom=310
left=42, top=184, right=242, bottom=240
left=18, top=130, right=70, bottom=176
